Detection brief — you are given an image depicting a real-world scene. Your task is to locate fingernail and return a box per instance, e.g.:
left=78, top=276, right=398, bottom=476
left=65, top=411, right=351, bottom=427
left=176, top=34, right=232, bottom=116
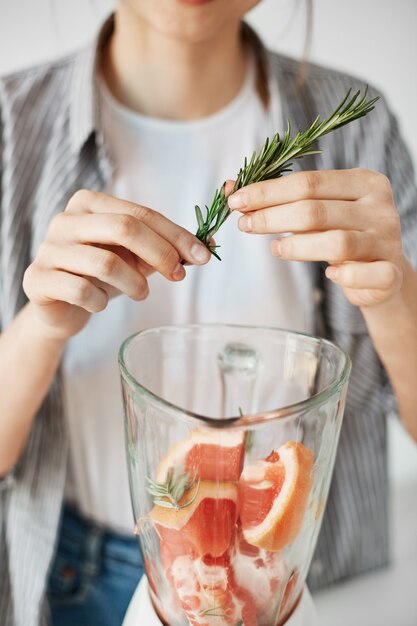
left=272, top=240, right=282, bottom=257
left=239, top=215, right=252, bottom=232
left=190, top=243, right=210, bottom=264
left=325, top=266, right=339, bottom=280
left=228, top=191, right=247, bottom=210
left=173, top=263, right=186, bottom=280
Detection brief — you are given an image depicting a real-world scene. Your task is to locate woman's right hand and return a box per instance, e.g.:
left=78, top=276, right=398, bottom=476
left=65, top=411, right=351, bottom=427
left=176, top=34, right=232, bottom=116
left=23, top=190, right=211, bottom=341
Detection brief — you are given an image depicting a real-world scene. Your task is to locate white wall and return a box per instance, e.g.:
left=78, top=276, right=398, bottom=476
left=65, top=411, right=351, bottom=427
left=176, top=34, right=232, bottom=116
left=248, top=0, right=417, bottom=174
left=0, top=0, right=416, bottom=484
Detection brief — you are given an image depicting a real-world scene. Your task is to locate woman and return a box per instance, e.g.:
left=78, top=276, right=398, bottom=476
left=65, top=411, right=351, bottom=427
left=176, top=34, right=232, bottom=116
left=0, top=1, right=416, bottom=625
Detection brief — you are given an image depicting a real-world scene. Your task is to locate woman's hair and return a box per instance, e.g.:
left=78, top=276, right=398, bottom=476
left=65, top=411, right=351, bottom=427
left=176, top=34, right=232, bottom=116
left=241, top=20, right=271, bottom=107
left=242, top=0, right=313, bottom=108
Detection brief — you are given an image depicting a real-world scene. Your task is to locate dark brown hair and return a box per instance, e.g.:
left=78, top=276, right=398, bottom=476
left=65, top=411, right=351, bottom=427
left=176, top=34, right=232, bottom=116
left=241, top=20, right=271, bottom=107
left=241, top=0, right=313, bottom=108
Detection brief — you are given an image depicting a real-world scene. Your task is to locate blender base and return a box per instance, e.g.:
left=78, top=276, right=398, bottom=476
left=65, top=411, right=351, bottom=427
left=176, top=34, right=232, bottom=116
left=122, top=576, right=318, bottom=626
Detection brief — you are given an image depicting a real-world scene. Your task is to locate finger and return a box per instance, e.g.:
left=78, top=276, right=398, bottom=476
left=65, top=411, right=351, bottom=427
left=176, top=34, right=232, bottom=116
left=237, top=199, right=369, bottom=234
left=182, top=236, right=216, bottom=267
left=65, top=190, right=211, bottom=265
left=89, top=275, right=151, bottom=302
left=24, top=266, right=109, bottom=313
left=38, top=242, right=151, bottom=299
left=271, top=230, right=385, bottom=263
left=228, top=169, right=383, bottom=212
left=92, top=244, right=155, bottom=279
left=224, top=179, right=236, bottom=197
left=89, top=277, right=119, bottom=300
left=325, top=261, right=401, bottom=290
left=48, top=213, right=186, bottom=281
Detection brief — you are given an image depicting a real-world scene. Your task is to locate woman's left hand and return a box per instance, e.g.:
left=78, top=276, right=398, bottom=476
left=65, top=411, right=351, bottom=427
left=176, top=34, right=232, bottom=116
left=228, top=168, right=405, bottom=309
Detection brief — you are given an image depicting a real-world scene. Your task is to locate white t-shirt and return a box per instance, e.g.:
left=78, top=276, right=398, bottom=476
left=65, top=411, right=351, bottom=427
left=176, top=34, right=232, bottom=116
left=63, top=60, right=315, bottom=533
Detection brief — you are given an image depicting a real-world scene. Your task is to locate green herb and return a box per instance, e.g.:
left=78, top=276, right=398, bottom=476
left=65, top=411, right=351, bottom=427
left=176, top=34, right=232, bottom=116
left=238, top=406, right=253, bottom=453
left=235, top=621, right=244, bottom=626
left=244, top=430, right=253, bottom=453
left=146, top=466, right=200, bottom=511
left=199, top=603, right=226, bottom=618
left=194, top=87, right=378, bottom=259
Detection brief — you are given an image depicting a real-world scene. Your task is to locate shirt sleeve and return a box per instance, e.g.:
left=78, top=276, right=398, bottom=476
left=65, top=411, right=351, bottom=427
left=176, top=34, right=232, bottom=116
left=0, top=85, right=3, bottom=333
left=375, top=99, right=417, bottom=414
left=0, top=85, right=17, bottom=490
left=384, top=110, right=417, bottom=272
left=320, top=88, right=417, bottom=418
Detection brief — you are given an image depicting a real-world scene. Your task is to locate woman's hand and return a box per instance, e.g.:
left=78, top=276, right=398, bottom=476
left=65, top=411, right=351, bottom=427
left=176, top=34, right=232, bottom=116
left=23, top=190, right=211, bottom=341
left=228, top=168, right=405, bottom=309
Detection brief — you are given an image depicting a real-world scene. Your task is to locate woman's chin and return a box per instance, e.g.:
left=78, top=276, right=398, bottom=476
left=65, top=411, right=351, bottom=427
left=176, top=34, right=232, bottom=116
left=176, top=0, right=218, bottom=6
left=120, top=0, right=260, bottom=44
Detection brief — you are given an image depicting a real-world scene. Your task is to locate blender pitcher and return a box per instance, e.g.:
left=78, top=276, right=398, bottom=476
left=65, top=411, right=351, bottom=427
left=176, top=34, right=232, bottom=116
left=118, top=324, right=351, bottom=626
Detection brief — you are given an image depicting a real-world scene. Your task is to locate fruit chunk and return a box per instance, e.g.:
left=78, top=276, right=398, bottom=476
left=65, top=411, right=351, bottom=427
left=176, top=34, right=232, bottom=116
left=151, top=481, right=238, bottom=557
left=279, top=569, right=301, bottom=624
left=169, top=553, right=258, bottom=626
left=159, top=526, right=196, bottom=571
left=230, top=529, right=287, bottom=626
left=239, top=442, right=313, bottom=551
left=156, top=429, right=245, bottom=483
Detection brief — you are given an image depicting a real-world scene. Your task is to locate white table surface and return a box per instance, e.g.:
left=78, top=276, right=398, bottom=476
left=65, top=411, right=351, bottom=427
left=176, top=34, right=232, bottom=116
left=313, top=480, right=417, bottom=626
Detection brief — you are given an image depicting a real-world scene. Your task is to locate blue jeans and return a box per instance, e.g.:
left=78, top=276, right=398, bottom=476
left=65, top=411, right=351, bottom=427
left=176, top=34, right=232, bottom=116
left=47, top=505, right=144, bottom=626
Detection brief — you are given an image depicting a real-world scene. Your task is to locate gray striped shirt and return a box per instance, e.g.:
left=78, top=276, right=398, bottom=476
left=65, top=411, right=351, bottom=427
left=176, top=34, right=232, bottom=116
left=1, top=17, right=417, bottom=626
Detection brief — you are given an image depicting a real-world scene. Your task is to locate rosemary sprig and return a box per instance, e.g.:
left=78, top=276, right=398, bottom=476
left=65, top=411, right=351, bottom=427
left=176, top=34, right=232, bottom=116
left=194, top=87, right=378, bottom=259
left=238, top=406, right=253, bottom=453
left=199, top=604, right=226, bottom=618
left=146, top=466, right=200, bottom=511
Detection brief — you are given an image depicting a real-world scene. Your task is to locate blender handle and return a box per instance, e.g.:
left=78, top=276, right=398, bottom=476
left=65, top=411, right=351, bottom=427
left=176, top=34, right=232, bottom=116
left=217, top=342, right=261, bottom=418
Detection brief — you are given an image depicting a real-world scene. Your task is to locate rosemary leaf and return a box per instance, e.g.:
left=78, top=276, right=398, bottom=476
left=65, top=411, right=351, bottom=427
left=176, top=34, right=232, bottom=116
left=195, top=205, right=204, bottom=231
left=194, top=87, right=378, bottom=259
left=199, top=604, right=226, bottom=618
left=146, top=467, right=200, bottom=511
left=153, top=499, right=177, bottom=509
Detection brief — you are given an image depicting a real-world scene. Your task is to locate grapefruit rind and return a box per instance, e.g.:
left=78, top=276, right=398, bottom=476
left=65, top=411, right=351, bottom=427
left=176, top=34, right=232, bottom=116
left=241, top=442, right=313, bottom=552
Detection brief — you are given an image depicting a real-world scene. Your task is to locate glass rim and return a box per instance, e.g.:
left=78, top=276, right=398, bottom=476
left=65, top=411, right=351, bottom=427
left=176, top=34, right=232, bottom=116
left=118, top=323, right=352, bottom=428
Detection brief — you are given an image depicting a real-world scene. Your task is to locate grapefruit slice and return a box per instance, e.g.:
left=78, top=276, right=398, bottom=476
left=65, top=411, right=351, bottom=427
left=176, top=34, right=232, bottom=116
left=239, top=442, right=313, bottom=551
left=151, top=480, right=238, bottom=557
left=156, top=429, right=245, bottom=483
left=169, top=552, right=258, bottom=626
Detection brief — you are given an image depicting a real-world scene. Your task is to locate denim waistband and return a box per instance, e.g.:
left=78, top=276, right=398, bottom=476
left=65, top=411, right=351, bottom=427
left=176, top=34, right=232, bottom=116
left=59, top=505, right=143, bottom=569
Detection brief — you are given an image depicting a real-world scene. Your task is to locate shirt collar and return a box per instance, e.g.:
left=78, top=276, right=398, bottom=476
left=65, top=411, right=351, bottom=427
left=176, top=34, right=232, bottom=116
left=69, top=14, right=115, bottom=156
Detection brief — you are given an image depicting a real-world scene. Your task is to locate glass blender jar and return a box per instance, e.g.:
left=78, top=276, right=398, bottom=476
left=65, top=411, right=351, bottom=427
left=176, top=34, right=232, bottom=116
left=119, top=324, right=351, bottom=626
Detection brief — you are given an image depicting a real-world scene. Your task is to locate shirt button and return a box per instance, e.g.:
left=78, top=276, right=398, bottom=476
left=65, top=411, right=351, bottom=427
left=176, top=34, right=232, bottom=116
left=313, top=287, right=323, bottom=305
left=60, top=565, right=76, bottom=581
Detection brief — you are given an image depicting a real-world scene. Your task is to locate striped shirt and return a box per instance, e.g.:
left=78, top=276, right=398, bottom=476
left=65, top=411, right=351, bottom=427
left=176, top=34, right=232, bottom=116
left=1, top=17, right=417, bottom=626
